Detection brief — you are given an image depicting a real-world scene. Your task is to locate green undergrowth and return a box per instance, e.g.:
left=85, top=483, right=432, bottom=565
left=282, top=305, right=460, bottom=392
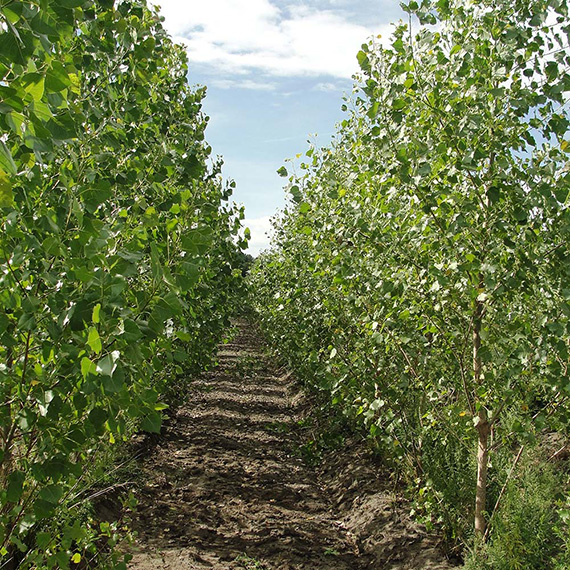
left=234, top=553, right=267, bottom=570
left=4, top=437, right=140, bottom=570
left=256, top=324, right=570, bottom=567
left=292, top=388, right=359, bottom=467
left=464, top=448, right=570, bottom=570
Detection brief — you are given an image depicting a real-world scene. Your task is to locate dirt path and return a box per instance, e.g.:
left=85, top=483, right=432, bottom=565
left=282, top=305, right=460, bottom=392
left=127, top=320, right=456, bottom=570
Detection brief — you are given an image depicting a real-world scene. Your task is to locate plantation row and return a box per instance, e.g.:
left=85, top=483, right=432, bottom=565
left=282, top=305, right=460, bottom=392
left=0, top=0, right=246, bottom=568
left=251, top=0, right=570, bottom=567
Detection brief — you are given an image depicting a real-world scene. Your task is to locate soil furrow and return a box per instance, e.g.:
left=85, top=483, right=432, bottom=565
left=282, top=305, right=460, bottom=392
left=127, top=320, right=456, bottom=570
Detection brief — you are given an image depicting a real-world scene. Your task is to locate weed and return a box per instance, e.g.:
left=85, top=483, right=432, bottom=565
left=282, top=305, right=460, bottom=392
left=463, top=449, right=570, bottom=570
left=324, top=548, right=340, bottom=556
left=265, top=421, right=291, bottom=434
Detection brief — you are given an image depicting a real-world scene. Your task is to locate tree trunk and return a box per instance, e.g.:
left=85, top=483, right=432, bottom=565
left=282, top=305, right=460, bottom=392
left=473, top=286, right=488, bottom=538
left=475, top=413, right=490, bottom=538
left=0, top=347, right=13, bottom=487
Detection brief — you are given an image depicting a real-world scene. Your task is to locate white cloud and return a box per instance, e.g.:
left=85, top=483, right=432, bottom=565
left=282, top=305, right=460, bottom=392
left=242, top=215, right=273, bottom=256
left=209, top=78, right=277, bottom=90
left=313, top=81, right=345, bottom=92
left=151, top=0, right=390, bottom=79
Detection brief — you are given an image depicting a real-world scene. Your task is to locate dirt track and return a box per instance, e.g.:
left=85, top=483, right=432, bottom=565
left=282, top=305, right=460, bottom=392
left=127, top=320, right=456, bottom=569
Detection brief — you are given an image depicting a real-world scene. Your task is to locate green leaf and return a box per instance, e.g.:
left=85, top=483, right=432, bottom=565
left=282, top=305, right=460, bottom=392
left=2, top=5, right=22, bottom=24
left=0, top=313, right=9, bottom=336
left=34, top=498, right=56, bottom=519
left=23, top=133, right=53, bottom=153
left=487, top=184, right=500, bottom=204
left=122, top=319, right=142, bottom=342
left=0, top=142, right=17, bottom=175
left=6, top=471, right=25, bottom=503
left=277, top=166, right=288, bottom=177
left=102, top=372, right=124, bottom=394
left=150, top=242, right=162, bottom=279
left=289, top=185, right=302, bottom=203
left=357, top=50, right=370, bottom=71
left=46, top=61, right=71, bottom=92
left=92, top=303, right=101, bottom=324
left=58, top=0, right=86, bottom=7
left=96, top=354, right=116, bottom=377
left=141, top=411, right=162, bottom=433
left=46, top=113, right=77, bottom=140
left=32, top=100, right=53, bottom=122
left=0, top=31, right=26, bottom=65
left=180, top=227, right=213, bottom=255
left=392, top=98, right=407, bottom=110
left=148, top=293, right=184, bottom=333
left=545, top=61, right=558, bottom=81
left=88, top=408, right=108, bottom=431
left=80, top=357, right=97, bottom=379
left=0, top=170, right=14, bottom=207
left=513, top=207, right=527, bottom=223
left=64, top=521, right=86, bottom=543
left=176, top=261, right=200, bottom=292
left=22, top=73, right=45, bottom=102
left=36, top=532, right=52, bottom=550
left=87, top=327, right=102, bottom=354
left=39, top=484, right=63, bottom=505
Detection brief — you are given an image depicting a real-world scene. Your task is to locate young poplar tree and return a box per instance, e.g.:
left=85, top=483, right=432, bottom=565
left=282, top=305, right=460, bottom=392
left=357, top=0, right=570, bottom=537
left=0, top=0, right=245, bottom=566
left=252, top=0, right=569, bottom=547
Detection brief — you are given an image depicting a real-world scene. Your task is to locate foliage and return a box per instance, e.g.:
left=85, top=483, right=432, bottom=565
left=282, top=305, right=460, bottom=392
left=234, top=553, right=267, bottom=570
left=0, top=0, right=246, bottom=567
left=463, top=449, right=570, bottom=570
left=250, top=0, right=570, bottom=556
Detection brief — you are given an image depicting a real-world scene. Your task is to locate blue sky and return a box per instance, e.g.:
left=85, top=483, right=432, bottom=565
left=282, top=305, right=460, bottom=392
left=150, top=0, right=405, bottom=254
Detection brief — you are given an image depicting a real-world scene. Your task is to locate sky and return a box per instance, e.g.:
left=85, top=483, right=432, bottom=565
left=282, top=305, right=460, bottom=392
left=149, top=0, right=406, bottom=255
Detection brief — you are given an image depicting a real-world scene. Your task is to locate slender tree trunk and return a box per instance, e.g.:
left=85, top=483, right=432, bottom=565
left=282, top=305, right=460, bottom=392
left=475, top=413, right=490, bottom=538
left=473, top=289, right=489, bottom=539
left=1, top=347, right=13, bottom=488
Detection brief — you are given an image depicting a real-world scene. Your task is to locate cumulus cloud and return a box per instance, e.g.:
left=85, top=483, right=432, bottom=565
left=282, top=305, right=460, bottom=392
left=151, top=0, right=390, bottom=79
left=242, top=215, right=273, bottom=256
left=313, top=81, right=346, bottom=92
left=210, top=78, right=277, bottom=91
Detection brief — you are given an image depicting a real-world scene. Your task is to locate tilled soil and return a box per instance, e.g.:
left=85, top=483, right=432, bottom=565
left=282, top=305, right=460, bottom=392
left=127, top=320, right=456, bottom=570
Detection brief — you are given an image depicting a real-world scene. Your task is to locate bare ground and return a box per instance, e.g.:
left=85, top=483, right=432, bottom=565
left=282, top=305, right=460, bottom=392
left=126, top=320, right=457, bottom=569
